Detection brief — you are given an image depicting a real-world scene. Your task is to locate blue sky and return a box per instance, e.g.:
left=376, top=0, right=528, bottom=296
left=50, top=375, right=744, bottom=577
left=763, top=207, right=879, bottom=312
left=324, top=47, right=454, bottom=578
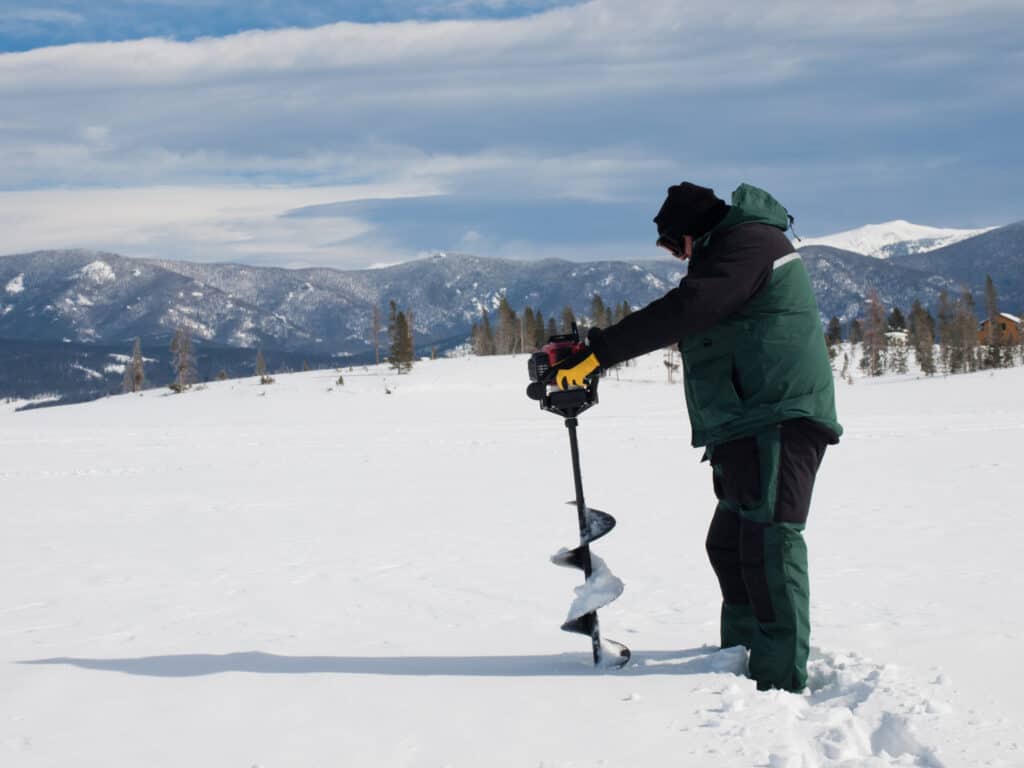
left=0, top=1, right=1021, bottom=268
left=0, top=1, right=581, bottom=51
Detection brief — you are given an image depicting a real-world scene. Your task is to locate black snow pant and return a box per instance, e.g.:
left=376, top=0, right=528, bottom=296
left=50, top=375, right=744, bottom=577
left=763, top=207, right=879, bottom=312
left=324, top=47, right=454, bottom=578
left=705, top=419, right=830, bottom=692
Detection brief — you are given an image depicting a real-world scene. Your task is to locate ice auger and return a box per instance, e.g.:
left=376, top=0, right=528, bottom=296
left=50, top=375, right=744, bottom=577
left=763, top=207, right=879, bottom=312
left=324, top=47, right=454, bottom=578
left=526, top=328, right=630, bottom=669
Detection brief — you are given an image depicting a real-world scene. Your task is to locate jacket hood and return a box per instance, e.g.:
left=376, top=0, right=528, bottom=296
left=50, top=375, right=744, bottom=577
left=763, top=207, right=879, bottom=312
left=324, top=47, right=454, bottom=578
left=701, top=184, right=791, bottom=244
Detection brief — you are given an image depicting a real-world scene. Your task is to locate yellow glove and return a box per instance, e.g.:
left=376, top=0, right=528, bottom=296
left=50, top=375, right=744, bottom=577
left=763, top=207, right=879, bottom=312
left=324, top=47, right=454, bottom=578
left=554, top=351, right=600, bottom=391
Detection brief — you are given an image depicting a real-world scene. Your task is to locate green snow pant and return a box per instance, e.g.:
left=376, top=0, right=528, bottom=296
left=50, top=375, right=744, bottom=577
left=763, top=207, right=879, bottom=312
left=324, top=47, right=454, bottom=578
left=705, top=420, right=829, bottom=692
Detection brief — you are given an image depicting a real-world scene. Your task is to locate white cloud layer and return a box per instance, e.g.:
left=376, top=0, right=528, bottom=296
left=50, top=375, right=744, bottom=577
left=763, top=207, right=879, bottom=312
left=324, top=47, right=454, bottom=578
left=0, top=184, right=439, bottom=267
left=1, top=0, right=1022, bottom=267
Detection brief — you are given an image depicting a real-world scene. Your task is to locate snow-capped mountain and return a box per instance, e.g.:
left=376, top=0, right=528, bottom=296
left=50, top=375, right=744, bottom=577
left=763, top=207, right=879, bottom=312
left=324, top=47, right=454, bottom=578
left=1, top=219, right=1021, bottom=406
left=798, top=220, right=994, bottom=259
left=0, top=249, right=685, bottom=357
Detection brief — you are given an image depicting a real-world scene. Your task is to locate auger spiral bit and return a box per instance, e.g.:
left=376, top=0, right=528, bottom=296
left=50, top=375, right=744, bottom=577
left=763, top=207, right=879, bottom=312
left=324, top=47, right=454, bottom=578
left=550, top=415, right=630, bottom=669
left=526, top=329, right=630, bottom=669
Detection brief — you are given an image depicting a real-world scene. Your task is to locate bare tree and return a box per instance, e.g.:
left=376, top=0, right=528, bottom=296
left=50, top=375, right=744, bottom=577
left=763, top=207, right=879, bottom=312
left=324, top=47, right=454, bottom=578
left=256, top=349, right=275, bottom=384
left=952, top=288, right=979, bottom=373
left=122, top=337, right=146, bottom=393
left=664, top=348, right=680, bottom=383
left=472, top=310, right=496, bottom=356
left=908, top=299, right=936, bottom=376
left=983, top=274, right=1005, bottom=369
left=861, top=291, right=887, bottom=376
left=495, top=295, right=518, bottom=355
left=560, top=306, right=577, bottom=334
left=169, top=327, right=196, bottom=392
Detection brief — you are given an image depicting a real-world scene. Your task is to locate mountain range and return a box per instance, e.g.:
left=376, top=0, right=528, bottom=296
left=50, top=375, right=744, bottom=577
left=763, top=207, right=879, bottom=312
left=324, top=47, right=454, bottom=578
left=2, top=220, right=1022, bottom=407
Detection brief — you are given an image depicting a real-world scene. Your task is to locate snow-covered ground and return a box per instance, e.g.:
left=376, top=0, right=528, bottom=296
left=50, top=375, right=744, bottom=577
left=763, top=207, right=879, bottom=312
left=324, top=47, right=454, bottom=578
left=2, top=354, right=1022, bottom=767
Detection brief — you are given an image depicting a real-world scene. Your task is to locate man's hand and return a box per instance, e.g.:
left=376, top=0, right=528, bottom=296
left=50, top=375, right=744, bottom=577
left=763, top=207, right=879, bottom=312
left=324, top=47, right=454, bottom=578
left=549, top=349, right=601, bottom=390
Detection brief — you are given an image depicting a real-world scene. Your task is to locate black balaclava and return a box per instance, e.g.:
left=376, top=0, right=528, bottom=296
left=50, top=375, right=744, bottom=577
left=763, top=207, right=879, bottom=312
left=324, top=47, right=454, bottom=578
left=653, top=182, right=728, bottom=241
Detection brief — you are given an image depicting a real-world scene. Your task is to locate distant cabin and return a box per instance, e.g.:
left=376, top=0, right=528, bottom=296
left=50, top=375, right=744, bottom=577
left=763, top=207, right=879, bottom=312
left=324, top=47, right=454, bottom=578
left=978, top=312, right=1022, bottom=345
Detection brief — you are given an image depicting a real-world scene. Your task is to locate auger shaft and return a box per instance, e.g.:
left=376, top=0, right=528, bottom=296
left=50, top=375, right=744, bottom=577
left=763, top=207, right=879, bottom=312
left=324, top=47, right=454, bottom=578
left=566, top=417, right=593, bottom=578
left=564, top=415, right=601, bottom=664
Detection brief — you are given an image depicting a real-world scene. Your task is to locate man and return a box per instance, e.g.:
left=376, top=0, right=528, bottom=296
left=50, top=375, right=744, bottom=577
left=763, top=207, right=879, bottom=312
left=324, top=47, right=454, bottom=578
left=549, top=182, right=841, bottom=692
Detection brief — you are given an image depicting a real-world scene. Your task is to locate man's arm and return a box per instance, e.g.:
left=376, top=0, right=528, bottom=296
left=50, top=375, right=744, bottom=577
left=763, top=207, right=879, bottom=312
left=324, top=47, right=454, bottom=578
left=588, top=224, right=786, bottom=368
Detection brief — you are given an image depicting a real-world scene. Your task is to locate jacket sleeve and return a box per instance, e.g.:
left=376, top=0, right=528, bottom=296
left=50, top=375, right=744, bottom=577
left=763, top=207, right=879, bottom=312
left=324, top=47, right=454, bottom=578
left=588, top=226, right=779, bottom=368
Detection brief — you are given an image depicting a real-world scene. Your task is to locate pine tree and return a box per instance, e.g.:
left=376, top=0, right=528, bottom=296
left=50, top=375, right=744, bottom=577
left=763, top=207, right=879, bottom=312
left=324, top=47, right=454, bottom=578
left=122, top=337, right=145, bottom=393
left=547, top=317, right=557, bottom=340
left=496, top=295, right=519, bottom=354
left=848, top=319, right=863, bottom=345
left=384, top=300, right=414, bottom=370
left=169, top=327, right=195, bottom=392
left=887, top=306, right=906, bottom=333
left=825, top=317, right=843, bottom=346
left=590, top=294, right=608, bottom=330
left=824, top=316, right=842, bottom=365
left=389, top=310, right=414, bottom=373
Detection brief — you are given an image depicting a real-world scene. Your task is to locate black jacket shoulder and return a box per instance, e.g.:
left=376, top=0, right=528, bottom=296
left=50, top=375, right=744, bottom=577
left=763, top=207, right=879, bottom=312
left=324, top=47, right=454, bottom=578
left=588, top=223, right=796, bottom=368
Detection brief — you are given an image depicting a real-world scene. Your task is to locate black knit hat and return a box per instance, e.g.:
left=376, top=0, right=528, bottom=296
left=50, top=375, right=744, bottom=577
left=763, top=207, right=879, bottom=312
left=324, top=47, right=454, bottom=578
left=653, top=182, right=728, bottom=240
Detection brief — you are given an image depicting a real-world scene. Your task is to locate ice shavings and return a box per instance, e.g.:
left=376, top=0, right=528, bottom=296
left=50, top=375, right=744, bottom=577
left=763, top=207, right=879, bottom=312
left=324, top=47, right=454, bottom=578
left=563, top=553, right=624, bottom=621
left=710, top=646, right=749, bottom=676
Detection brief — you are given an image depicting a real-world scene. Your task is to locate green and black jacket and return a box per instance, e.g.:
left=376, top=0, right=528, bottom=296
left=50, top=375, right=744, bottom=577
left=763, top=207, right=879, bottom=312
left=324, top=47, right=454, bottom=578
left=588, top=184, right=842, bottom=448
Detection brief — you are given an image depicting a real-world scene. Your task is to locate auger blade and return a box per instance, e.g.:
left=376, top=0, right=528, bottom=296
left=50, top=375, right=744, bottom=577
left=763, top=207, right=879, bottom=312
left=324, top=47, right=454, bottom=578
left=564, top=503, right=617, bottom=544
left=598, top=638, right=631, bottom=669
left=550, top=546, right=588, bottom=570
left=584, top=507, right=616, bottom=544
left=560, top=611, right=596, bottom=636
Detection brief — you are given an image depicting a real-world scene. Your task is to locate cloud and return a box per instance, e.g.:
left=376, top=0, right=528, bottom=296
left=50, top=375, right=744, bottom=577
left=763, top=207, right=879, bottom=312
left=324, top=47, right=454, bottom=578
left=0, top=9, right=85, bottom=26
left=0, top=184, right=440, bottom=267
left=0, top=0, right=1021, bottom=266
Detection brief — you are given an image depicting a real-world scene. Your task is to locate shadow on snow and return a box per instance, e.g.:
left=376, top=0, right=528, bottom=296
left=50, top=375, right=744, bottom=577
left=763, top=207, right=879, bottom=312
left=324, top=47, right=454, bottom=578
left=20, top=648, right=720, bottom=678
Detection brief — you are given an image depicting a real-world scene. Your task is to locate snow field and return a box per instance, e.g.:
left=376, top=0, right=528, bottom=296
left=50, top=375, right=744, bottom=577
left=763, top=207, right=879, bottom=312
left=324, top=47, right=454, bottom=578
left=2, top=354, right=1023, bottom=767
